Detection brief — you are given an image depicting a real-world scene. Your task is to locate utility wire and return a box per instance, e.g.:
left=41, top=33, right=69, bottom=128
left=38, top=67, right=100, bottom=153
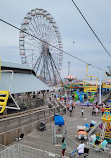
left=0, top=18, right=106, bottom=72
left=71, top=0, right=111, bottom=58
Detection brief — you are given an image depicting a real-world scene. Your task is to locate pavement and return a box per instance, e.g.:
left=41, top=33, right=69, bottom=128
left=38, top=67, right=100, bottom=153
left=20, top=105, right=111, bottom=158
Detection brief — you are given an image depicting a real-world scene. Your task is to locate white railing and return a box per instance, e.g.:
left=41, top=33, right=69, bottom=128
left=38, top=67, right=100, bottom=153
left=0, top=144, right=69, bottom=158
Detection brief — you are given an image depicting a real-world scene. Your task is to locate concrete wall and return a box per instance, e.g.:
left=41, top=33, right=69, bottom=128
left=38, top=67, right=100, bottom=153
left=0, top=106, right=66, bottom=146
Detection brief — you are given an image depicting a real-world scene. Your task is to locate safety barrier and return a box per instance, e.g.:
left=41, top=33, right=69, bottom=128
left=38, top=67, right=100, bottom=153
left=1, top=143, right=110, bottom=158
left=0, top=144, right=69, bottom=158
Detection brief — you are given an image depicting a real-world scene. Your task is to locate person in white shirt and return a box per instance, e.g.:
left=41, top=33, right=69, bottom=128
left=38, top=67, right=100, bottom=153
left=96, top=107, right=98, bottom=115
left=68, top=99, right=73, bottom=107
left=81, top=108, right=84, bottom=117
left=69, top=104, right=72, bottom=116
left=69, top=99, right=73, bottom=116
left=77, top=141, right=85, bottom=158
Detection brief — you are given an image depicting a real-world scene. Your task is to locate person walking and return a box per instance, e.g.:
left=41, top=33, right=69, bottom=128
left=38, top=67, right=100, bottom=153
left=81, top=108, right=84, bottom=117
left=96, top=107, right=98, bottom=115
left=77, top=141, right=85, bottom=158
left=73, top=102, right=76, bottom=109
left=69, top=104, right=73, bottom=116
left=67, top=104, right=69, bottom=111
left=62, top=137, right=66, bottom=157
left=87, top=100, right=89, bottom=108
left=68, top=99, right=73, bottom=116
left=101, top=106, right=105, bottom=115
left=64, top=97, right=67, bottom=104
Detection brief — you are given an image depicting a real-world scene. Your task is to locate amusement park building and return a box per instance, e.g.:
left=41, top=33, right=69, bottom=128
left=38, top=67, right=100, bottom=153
left=0, top=61, right=49, bottom=94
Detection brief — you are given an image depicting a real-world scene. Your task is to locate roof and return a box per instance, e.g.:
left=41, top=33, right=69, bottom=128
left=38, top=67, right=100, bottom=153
left=1, top=61, right=32, bottom=70
left=0, top=72, right=49, bottom=94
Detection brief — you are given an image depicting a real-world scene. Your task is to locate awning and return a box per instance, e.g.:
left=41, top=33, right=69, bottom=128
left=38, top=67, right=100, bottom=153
left=0, top=72, right=49, bottom=94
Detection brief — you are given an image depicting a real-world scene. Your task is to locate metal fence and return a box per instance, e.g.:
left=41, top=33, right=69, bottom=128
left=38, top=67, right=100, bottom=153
left=0, top=144, right=69, bottom=158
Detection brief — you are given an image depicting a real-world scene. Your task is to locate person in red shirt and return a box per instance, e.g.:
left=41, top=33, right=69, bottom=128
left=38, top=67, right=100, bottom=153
left=67, top=104, right=69, bottom=111
left=101, top=106, right=105, bottom=115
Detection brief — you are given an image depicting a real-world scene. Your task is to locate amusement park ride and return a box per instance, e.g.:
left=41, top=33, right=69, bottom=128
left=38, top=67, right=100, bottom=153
left=83, top=64, right=98, bottom=93
left=62, top=64, right=98, bottom=103
left=62, top=65, right=98, bottom=91
left=62, top=64, right=111, bottom=103
left=83, top=64, right=98, bottom=102
left=87, top=107, right=111, bottom=150
left=19, top=8, right=63, bottom=85
left=96, top=107, right=111, bottom=143
left=77, top=108, right=111, bottom=148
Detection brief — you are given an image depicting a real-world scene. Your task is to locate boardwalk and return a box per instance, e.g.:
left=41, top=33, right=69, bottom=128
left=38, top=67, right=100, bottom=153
left=20, top=105, right=111, bottom=158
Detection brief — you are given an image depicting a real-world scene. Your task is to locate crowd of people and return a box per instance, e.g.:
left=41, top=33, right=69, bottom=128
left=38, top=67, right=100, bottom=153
left=92, top=101, right=110, bottom=116
left=67, top=99, right=76, bottom=116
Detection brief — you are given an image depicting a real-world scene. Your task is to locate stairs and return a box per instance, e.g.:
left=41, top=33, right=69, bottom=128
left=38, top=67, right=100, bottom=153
left=0, top=91, right=9, bottom=113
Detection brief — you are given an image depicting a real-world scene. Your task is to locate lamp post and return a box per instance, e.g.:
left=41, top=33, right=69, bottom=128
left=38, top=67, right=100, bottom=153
left=99, top=70, right=102, bottom=105
left=68, top=62, right=70, bottom=76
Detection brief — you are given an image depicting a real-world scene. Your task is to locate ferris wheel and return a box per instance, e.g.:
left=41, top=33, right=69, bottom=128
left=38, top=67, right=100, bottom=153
left=19, top=8, right=63, bottom=85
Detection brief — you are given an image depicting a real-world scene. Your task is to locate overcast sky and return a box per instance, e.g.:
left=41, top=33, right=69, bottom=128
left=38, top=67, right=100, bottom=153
left=0, top=0, right=111, bottom=80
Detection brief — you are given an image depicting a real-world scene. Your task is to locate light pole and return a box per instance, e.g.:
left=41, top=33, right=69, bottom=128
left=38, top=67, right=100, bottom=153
left=99, top=70, right=102, bottom=105
left=68, top=62, right=70, bottom=76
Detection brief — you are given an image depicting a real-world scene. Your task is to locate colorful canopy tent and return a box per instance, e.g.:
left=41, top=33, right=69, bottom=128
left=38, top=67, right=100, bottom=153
left=54, top=115, right=64, bottom=125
